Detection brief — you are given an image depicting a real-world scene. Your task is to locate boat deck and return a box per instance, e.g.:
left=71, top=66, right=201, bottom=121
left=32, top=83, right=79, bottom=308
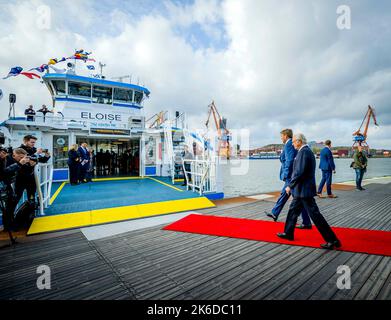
left=1, top=182, right=391, bottom=300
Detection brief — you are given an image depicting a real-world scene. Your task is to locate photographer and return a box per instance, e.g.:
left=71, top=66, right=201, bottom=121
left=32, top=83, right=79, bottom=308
left=15, top=135, right=51, bottom=204
left=1, top=147, right=30, bottom=232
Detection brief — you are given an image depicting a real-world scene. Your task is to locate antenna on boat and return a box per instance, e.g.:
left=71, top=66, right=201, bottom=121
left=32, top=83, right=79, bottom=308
left=99, top=62, right=106, bottom=78
left=112, top=75, right=132, bottom=83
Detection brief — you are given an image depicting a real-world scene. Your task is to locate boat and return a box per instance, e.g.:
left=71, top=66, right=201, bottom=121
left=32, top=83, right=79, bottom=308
left=0, top=57, right=223, bottom=234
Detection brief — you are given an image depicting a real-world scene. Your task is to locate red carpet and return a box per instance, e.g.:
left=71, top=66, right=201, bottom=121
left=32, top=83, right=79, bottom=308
left=163, top=214, right=391, bottom=257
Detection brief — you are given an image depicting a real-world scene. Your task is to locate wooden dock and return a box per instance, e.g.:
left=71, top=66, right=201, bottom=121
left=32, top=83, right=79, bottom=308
left=1, top=182, right=391, bottom=300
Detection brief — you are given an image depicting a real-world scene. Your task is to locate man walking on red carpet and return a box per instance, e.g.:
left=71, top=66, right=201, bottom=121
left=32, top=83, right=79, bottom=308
left=264, top=128, right=311, bottom=229
left=277, top=133, right=341, bottom=250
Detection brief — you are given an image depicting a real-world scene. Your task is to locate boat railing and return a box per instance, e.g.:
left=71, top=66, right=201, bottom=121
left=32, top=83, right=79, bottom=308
left=34, top=162, right=53, bottom=216
left=182, top=157, right=217, bottom=195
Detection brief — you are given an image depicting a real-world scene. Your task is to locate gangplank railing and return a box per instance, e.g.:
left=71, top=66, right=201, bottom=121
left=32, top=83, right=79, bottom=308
left=182, top=157, right=217, bottom=195
left=34, top=163, right=53, bottom=216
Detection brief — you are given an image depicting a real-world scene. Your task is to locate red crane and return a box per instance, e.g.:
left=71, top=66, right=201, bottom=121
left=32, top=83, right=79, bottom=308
left=352, top=105, right=379, bottom=149
left=205, top=101, right=231, bottom=159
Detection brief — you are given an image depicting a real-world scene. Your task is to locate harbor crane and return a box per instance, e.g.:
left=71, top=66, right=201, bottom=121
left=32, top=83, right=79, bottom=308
left=205, top=101, right=231, bottom=159
left=146, top=111, right=167, bottom=128
left=352, top=105, right=379, bottom=149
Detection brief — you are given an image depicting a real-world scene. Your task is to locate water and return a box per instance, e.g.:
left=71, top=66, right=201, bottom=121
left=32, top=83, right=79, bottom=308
left=221, top=158, right=391, bottom=198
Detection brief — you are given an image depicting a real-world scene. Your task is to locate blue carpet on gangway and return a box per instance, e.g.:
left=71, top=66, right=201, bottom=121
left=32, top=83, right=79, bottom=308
left=46, top=178, right=198, bottom=216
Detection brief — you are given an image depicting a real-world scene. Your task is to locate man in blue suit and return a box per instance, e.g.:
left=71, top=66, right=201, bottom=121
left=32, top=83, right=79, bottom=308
left=317, top=140, right=337, bottom=198
left=77, top=142, right=91, bottom=183
left=265, top=129, right=312, bottom=229
left=277, top=133, right=341, bottom=249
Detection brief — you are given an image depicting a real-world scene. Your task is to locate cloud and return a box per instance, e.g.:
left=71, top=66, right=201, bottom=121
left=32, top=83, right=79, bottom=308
left=0, top=0, right=390, bottom=149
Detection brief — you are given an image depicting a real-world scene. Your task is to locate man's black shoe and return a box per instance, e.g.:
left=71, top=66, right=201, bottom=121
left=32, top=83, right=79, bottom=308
left=320, top=240, right=342, bottom=250
left=265, top=211, right=277, bottom=222
left=277, top=232, right=294, bottom=241
left=296, top=224, right=313, bottom=230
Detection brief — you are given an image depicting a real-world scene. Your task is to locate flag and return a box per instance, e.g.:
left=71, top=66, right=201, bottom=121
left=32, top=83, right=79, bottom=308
left=68, top=49, right=95, bottom=62
left=48, top=58, right=58, bottom=65
left=29, top=64, right=48, bottom=73
left=87, top=65, right=95, bottom=70
left=3, top=66, right=23, bottom=79
left=20, top=72, right=40, bottom=79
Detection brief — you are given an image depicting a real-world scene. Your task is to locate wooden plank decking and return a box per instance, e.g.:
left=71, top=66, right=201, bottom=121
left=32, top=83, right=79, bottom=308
left=0, top=182, right=390, bottom=300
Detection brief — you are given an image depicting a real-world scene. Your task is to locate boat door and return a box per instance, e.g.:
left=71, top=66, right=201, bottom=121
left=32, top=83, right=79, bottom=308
left=140, top=131, right=162, bottom=177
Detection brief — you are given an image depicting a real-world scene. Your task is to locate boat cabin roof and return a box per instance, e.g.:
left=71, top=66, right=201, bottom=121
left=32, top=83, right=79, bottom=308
left=43, top=73, right=150, bottom=96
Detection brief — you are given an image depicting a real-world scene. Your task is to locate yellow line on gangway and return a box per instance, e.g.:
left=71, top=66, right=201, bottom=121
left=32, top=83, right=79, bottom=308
left=49, top=182, right=67, bottom=205
left=146, top=177, right=184, bottom=192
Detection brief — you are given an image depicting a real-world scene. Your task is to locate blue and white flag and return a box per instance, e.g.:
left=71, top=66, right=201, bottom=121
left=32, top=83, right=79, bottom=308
left=3, top=66, right=23, bottom=79
left=29, top=64, right=49, bottom=73
left=87, top=65, right=95, bottom=70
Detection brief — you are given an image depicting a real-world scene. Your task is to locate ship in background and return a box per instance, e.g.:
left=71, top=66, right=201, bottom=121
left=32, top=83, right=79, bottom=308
left=249, top=151, right=280, bottom=160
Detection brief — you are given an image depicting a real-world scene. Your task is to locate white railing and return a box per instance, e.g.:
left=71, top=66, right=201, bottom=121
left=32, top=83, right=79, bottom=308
left=34, top=163, right=53, bottom=216
left=163, top=123, right=175, bottom=183
left=182, top=157, right=217, bottom=195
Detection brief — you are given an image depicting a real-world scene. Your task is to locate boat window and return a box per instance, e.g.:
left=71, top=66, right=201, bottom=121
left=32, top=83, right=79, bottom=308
left=52, top=80, right=66, bottom=95
left=134, top=91, right=143, bottom=104
left=92, top=85, right=112, bottom=104
left=68, top=82, right=91, bottom=98
left=113, top=88, right=133, bottom=103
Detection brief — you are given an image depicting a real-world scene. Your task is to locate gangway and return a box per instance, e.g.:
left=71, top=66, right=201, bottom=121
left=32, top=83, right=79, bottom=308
left=34, top=162, right=53, bottom=216
left=182, top=157, right=218, bottom=196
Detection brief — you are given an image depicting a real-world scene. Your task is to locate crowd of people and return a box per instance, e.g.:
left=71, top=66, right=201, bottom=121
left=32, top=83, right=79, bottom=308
left=265, top=128, right=369, bottom=250
left=0, top=135, right=51, bottom=240
left=67, top=143, right=140, bottom=185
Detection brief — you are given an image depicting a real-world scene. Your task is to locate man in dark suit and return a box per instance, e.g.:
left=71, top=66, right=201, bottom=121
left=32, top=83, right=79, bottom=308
left=17, top=135, right=51, bottom=204
left=277, top=133, right=341, bottom=249
left=317, top=140, right=337, bottom=198
left=77, top=142, right=91, bottom=183
left=265, top=129, right=311, bottom=229
left=24, top=105, right=36, bottom=121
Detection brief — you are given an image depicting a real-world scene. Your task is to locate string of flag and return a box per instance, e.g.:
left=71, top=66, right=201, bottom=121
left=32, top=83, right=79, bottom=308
left=2, top=49, right=96, bottom=80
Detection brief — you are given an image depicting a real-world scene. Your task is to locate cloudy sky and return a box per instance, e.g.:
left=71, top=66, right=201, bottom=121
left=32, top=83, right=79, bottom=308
left=0, top=0, right=390, bottom=148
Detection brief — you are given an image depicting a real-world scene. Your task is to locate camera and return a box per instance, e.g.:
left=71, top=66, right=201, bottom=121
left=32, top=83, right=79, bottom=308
left=28, top=155, right=39, bottom=162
